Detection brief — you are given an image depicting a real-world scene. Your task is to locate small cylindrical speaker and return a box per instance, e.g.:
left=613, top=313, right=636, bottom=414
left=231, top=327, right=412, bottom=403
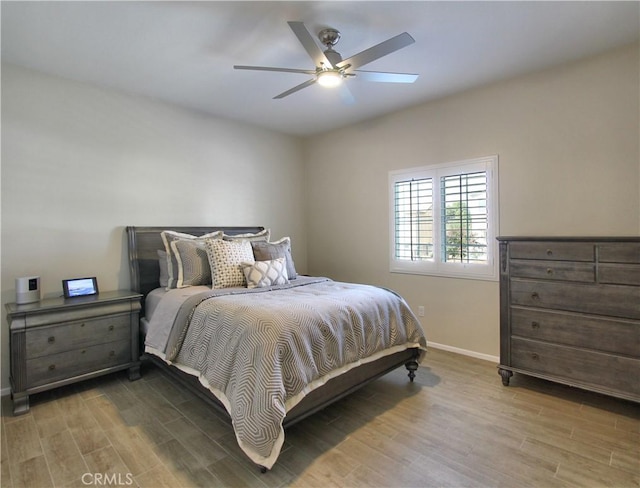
left=16, top=276, right=41, bottom=304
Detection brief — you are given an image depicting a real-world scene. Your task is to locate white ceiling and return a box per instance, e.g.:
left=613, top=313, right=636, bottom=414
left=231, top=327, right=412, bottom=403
left=2, top=1, right=638, bottom=136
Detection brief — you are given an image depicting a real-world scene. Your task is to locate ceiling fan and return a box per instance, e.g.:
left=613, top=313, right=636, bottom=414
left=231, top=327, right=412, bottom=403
left=234, top=21, right=418, bottom=99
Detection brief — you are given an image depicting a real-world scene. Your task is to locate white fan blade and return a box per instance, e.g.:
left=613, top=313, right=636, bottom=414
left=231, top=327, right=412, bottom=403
left=273, top=78, right=317, bottom=99
left=353, top=70, right=418, bottom=83
left=337, top=32, right=415, bottom=71
left=234, top=65, right=316, bottom=75
left=288, top=21, right=334, bottom=68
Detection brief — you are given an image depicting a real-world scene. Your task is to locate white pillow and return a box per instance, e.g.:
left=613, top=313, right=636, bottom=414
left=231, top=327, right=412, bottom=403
left=222, top=229, right=270, bottom=242
left=242, top=258, right=289, bottom=289
left=205, top=239, right=255, bottom=289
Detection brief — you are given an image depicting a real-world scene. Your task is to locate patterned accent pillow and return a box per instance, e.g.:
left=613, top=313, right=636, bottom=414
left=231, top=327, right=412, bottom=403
left=242, top=258, right=289, bottom=289
left=161, top=230, right=223, bottom=289
left=205, top=239, right=255, bottom=289
left=251, top=237, right=297, bottom=280
left=222, top=229, right=270, bottom=242
left=170, top=239, right=211, bottom=288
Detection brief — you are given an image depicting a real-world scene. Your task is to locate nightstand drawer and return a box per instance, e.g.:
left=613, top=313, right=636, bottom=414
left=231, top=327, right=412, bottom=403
left=510, top=279, right=640, bottom=319
left=510, top=260, right=595, bottom=282
left=511, top=338, right=640, bottom=396
left=511, top=307, right=639, bottom=356
left=509, top=242, right=594, bottom=261
left=26, top=339, right=131, bottom=388
left=26, top=314, right=130, bottom=358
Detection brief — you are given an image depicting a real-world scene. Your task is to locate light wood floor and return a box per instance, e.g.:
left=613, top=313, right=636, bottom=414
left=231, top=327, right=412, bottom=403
left=2, top=348, right=638, bottom=488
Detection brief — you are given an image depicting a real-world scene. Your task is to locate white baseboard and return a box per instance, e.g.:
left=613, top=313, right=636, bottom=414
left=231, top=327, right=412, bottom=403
left=428, top=341, right=499, bottom=364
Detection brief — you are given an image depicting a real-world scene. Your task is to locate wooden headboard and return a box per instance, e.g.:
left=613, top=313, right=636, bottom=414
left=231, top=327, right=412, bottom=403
left=126, top=226, right=265, bottom=301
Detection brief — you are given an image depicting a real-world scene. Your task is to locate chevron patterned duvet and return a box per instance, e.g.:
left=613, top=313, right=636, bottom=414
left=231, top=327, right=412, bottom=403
left=145, top=277, right=427, bottom=469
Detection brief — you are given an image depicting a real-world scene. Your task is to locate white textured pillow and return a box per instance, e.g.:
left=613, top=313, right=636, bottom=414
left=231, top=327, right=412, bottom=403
left=161, top=230, right=223, bottom=289
left=170, top=239, right=211, bottom=288
left=205, top=239, right=255, bottom=289
left=242, top=258, right=289, bottom=289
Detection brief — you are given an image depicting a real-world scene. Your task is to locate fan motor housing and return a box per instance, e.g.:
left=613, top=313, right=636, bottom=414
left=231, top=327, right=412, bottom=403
left=318, top=28, right=341, bottom=47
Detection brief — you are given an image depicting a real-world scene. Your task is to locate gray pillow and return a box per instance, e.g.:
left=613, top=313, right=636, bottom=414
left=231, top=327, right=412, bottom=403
left=160, top=230, right=223, bottom=288
left=170, top=239, right=211, bottom=287
left=158, top=250, right=169, bottom=288
left=251, top=237, right=297, bottom=280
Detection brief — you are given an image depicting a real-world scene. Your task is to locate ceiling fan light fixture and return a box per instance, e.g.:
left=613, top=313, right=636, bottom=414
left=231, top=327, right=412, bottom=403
left=234, top=21, right=417, bottom=99
left=316, top=70, right=342, bottom=88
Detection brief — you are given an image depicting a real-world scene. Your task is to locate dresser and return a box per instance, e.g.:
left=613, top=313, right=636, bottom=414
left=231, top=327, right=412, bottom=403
left=497, top=237, right=640, bottom=402
left=6, top=290, right=142, bottom=414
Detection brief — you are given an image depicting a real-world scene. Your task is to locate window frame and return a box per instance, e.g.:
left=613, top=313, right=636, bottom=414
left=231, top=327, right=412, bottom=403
left=389, top=155, right=499, bottom=281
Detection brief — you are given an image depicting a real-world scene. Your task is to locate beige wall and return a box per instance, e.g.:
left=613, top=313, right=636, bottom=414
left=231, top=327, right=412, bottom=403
left=1, top=43, right=638, bottom=391
left=304, top=43, right=640, bottom=359
left=0, top=64, right=307, bottom=390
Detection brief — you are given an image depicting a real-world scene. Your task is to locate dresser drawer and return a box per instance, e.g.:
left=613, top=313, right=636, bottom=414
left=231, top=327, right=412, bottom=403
left=599, top=264, right=640, bottom=286
left=26, top=339, right=131, bottom=388
left=510, top=279, right=640, bottom=319
left=509, top=242, right=594, bottom=261
left=511, top=307, right=639, bottom=357
left=511, top=338, right=640, bottom=396
left=510, top=260, right=595, bottom=282
left=26, top=314, right=130, bottom=358
left=599, top=243, right=640, bottom=264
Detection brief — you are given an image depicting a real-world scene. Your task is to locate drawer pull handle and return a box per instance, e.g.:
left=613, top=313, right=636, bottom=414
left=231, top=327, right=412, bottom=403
left=531, top=353, right=540, bottom=361
left=81, top=350, right=86, bottom=354
left=48, top=364, right=56, bottom=371
left=531, top=292, right=540, bottom=300
left=80, top=323, right=85, bottom=328
left=109, top=325, right=114, bottom=331
left=48, top=336, right=55, bottom=344
left=546, top=249, right=553, bottom=256
left=109, top=350, right=115, bottom=357
left=546, top=268, right=553, bottom=275
left=531, top=321, right=540, bottom=329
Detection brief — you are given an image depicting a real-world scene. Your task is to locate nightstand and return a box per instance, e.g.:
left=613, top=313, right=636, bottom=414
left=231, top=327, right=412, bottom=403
left=6, top=290, right=142, bottom=415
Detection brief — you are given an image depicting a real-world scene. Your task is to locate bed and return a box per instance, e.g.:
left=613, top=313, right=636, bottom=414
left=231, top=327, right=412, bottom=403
left=126, top=226, right=427, bottom=471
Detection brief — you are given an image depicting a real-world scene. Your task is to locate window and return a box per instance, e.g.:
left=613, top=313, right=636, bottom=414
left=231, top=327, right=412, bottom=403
left=389, top=156, right=499, bottom=280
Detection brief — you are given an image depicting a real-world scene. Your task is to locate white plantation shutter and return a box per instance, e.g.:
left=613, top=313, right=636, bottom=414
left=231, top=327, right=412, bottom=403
left=394, top=178, right=433, bottom=261
left=441, top=171, right=489, bottom=264
left=389, top=156, right=499, bottom=281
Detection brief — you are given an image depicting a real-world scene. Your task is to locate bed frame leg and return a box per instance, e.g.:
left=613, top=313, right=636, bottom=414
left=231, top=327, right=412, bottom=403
left=405, top=360, right=418, bottom=382
left=259, top=466, right=268, bottom=474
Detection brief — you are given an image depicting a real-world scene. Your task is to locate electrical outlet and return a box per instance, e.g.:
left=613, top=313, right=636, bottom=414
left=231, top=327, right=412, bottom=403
left=418, top=306, right=425, bottom=317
